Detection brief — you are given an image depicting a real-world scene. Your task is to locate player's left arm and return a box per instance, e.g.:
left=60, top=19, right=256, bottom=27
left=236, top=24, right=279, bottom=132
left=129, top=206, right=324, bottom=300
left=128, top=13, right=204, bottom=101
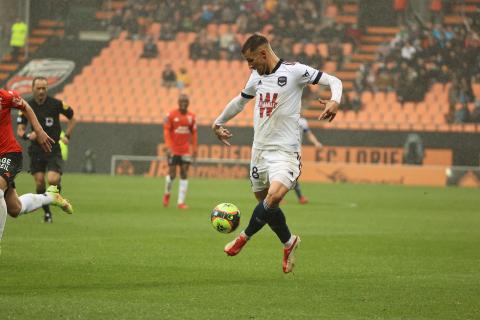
left=59, top=101, right=76, bottom=144
left=191, top=115, right=198, bottom=159
left=306, top=130, right=322, bottom=149
left=20, top=99, right=54, bottom=152
left=296, top=64, right=343, bottom=122
left=0, top=89, right=53, bottom=151
left=316, top=73, right=342, bottom=122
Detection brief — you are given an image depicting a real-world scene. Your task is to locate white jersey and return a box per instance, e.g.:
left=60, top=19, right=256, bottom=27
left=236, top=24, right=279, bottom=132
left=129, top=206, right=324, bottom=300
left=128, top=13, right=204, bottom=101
left=241, top=60, right=322, bottom=152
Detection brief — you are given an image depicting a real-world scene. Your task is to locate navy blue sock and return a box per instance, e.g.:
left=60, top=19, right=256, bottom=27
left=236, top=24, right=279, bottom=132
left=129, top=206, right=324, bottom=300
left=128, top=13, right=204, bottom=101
left=266, top=206, right=291, bottom=243
left=37, top=186, right=50, bottom=214
left=244, top=201, right=270, bottom=237
left=294, top=183, right=302, bottom=198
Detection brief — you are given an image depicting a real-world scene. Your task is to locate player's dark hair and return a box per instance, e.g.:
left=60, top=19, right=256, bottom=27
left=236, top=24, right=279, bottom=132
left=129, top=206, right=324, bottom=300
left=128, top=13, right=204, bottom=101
left=32, top=76, right=48, bottom=87
left=241, top=34, right=269, bottom=54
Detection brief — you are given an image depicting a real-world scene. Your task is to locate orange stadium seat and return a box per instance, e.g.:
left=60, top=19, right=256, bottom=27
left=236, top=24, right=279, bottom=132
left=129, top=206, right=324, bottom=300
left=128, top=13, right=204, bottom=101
left=54, top=20, right=478, bottom=131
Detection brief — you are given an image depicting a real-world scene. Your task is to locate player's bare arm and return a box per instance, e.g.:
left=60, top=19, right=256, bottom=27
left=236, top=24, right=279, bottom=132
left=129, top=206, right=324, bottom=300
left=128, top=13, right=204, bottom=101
left=213, top=94, right=251, bottom=146
left=306, top=130, right=323, bottom=149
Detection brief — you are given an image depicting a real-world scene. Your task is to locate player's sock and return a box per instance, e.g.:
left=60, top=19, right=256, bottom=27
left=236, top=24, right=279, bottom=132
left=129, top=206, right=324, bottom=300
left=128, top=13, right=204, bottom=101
left=283, top=234, right=297, bottom=248
left=267, top=206, right=292, bottom=244
left=0, top=190, right=7, bottom=242
left=294, top=183, right=302, bottom=199
left=165, top=175, right=173, bottom=194
left=18, top=193, right=52, bottom=214
left=36, top=187, right=51, bottom=216
left=42, top=205, right=51, bottom=215
left=178, top=179, right=188, bottom=204
left=244, top=200, right=270, bottom=237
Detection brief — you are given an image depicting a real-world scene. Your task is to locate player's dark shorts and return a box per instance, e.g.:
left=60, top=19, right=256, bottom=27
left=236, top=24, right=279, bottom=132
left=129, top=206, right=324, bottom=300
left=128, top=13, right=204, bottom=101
left=28, top=148, right=63, bottom=174
left=168, top=155, right=192, bottom=166
left=0, top=152, right=23, bottom=189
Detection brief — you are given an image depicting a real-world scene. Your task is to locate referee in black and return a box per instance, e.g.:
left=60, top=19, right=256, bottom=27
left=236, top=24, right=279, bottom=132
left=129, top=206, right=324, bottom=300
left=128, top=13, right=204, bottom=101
left=17, top=76, right=76, bottom=223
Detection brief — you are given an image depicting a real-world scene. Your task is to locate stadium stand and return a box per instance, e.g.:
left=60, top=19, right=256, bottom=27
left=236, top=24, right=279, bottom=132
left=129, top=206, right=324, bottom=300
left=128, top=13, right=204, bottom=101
left=0, top=19, right=64, bottom=82
left=2, top=0, right=478, bottom=133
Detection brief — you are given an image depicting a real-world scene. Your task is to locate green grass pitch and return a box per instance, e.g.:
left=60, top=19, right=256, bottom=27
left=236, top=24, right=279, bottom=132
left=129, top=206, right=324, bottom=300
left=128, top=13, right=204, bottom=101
left=1, top=173, right=479, bottom=319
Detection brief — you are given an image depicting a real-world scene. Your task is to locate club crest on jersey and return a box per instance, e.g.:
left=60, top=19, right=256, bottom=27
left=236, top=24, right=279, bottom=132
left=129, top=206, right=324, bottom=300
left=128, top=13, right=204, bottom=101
left=45, top=117, right=54, bottom=127
left=277, top=76, right=287, bottom=87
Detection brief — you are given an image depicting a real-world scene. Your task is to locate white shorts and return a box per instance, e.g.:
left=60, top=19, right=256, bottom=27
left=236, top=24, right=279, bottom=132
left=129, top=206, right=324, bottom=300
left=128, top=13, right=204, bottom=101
left=249, top=148, right=302, bottom=192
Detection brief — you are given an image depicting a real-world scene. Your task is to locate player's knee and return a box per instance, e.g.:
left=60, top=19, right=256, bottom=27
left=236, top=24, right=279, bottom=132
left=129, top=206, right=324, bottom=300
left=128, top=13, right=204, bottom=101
left=265, top=191, right=283, bottom=207
left=36, top=185, right=46, bottom=194
left=47, top=178, right=60, bottom=186
left=180, top=172, right=187, bottom=179
left=7, top=203, right=21, bottom=218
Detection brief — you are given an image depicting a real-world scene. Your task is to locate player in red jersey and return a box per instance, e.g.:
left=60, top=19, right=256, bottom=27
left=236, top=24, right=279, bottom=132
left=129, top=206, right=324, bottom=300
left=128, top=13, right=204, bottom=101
left=162, top=94, right=197, bottom=209
left=0, top=89, right=73, bottom=253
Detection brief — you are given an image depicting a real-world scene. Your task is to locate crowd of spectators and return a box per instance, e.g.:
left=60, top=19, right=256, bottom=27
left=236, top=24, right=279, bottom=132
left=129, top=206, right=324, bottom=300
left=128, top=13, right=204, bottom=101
left=109, top=0, right=349, bottom=64
left=354, top=11, right=480, bottom=123
left=109, top=0, right=480, bottom=124
left=161, top=63, right=192, bottom=89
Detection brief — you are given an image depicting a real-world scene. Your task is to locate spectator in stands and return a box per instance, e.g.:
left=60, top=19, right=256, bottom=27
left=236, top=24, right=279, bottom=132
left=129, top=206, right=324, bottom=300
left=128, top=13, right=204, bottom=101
left=448, top=80, right=461, bottom=109
left=394, top=0, right=408, bottom=25
left=296, top=43, right=310, bottom=65
left=200, top=4, right=216, bottom=27
left=235, top=12, right=248, bottom=34
left=401, top=41, right=417, bottom=62
left=403, top=134, right=424, bottom=165
left=176, top=68, right=191, bottom=89
left=341, top=92, right=361, bottom=112
left=310, top=46, right=325, bottom=70
left=471, top=100, right=480, bottom=123
left=327, top=37, right=345, bottom=69
left=9, top=18, right=28, bottom=62
left=344, top=23, right=362, bottom=53
left=189, top=34, right=202, bottom=60
left=159, top=22, right=176, bottom=41
left=365, top=66, right=377, bottom=93
left=354, top=63, right=368, bottom=94
left=162, top=63, right=177, bottom=88
left=141, top=36, right=158, bottom=59
left=109, top=10, right=123, bottom=38
left=123, top=9, right=140, bottom=40
left=430, top=0, right=443, bottom=25
left=376, top=63, right=395, bottom=92
left=219, top=25, right=236, bottom=59
left=454, top=104, right=471, bottom=123
left=179, top=10, right=195, bottom=32
left=319, top=20, right=337, bottom=42
left=220, top=5, right=236, bottom=23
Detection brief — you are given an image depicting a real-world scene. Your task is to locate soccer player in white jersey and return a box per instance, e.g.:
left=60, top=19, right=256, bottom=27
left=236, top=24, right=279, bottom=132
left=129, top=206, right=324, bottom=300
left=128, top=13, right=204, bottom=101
left=212, top=34, right=342, bottom=273
left=295, top=117, right=323, bottom=204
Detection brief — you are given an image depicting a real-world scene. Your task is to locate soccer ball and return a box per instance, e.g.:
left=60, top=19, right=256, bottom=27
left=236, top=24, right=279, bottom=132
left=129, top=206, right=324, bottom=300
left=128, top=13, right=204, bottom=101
left=211, top=203, right=241, bottom=234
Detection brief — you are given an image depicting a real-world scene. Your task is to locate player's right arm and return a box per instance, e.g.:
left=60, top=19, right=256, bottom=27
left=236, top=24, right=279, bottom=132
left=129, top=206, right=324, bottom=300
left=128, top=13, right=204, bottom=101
left=0, top=89, right=53, bottom=152
left=294, top=64, right=342, bottom=122
left=212, top=73, right=257, bottom=146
